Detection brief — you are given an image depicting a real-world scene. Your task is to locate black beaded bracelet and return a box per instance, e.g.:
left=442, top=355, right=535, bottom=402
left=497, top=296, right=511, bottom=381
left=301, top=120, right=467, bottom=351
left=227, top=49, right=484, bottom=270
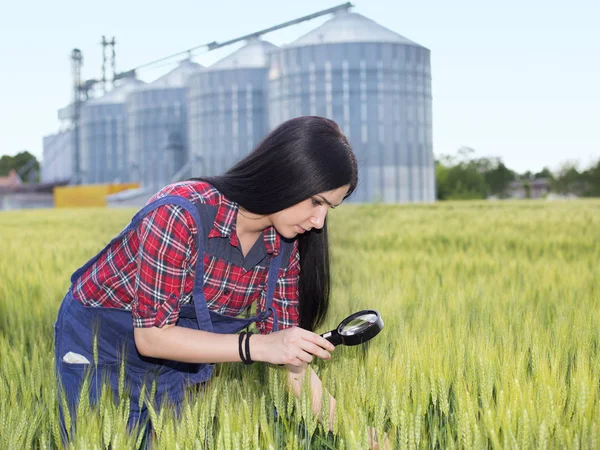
left=238, top=331, right=248, bottom=364
left=243, top=331, right=254, bottom=365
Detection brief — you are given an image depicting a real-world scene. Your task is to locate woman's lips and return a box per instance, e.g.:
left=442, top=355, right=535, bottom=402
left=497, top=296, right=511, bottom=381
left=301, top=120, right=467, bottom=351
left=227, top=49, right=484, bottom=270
left=296, top=225, right=306, bottom=234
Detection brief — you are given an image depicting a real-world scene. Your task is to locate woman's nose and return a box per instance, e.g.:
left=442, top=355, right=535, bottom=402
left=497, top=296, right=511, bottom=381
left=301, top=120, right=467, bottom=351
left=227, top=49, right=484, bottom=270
left=310, top=210, right=327, bottom=229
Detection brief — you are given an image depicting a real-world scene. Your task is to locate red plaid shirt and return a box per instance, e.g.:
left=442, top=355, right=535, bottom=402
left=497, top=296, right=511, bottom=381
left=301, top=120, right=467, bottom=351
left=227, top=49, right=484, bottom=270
left=72, top=181, right=300, bottom=333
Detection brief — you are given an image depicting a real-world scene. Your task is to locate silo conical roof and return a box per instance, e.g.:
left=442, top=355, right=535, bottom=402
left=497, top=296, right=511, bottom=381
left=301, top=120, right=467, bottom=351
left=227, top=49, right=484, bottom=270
left=142, top=59, right=203, bottom=89
left=208, top=38, right=278, bottom=70
left=288, top=10, right=421, bottom=47
left=87, top=77, right=146, bottom=104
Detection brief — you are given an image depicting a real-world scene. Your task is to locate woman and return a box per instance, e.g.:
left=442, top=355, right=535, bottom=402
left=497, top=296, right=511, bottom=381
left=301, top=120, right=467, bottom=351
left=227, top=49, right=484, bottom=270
left=54, top=116, right=358, bottom=443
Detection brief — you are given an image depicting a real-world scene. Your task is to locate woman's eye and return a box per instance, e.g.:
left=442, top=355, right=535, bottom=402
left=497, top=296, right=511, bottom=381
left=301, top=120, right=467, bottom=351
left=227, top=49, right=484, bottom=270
left=312, top=199, right=322, bottom=206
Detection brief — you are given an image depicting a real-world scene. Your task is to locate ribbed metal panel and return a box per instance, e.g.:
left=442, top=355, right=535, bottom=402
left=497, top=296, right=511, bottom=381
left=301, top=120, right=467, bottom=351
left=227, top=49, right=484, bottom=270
left=42, top=130, right=73, bottom=183
left=269, top=11, right=435, bottom=203
left=127, top=60, right=202, bottom=190
left=187, top=39, right=278, bottom=177
left=80, top=78, right=145, bottom=184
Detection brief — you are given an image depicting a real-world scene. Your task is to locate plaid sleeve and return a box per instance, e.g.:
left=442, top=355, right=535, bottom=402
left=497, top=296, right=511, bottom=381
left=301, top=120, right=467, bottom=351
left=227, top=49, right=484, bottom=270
left=256, top=240, right=300, bottom=334
left=133, top=204, right=196, bottom=328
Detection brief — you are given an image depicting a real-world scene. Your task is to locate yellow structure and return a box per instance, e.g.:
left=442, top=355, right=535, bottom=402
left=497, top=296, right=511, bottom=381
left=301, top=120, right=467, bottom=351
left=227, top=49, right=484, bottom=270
left=54, top=183, right=140, bottom=208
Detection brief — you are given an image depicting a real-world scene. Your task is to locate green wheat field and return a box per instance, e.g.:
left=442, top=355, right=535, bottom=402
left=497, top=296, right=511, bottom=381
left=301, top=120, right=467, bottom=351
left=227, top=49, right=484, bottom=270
left=1, top=200, right=599, bottom=449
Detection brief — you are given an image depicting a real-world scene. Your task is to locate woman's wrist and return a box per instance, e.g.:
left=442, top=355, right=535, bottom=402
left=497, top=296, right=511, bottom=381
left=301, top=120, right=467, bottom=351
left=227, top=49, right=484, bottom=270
left=248, top=333, right=267, bottom=362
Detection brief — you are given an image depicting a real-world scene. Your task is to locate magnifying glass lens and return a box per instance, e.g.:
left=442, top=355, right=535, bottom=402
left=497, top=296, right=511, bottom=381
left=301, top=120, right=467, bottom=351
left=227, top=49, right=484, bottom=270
left=321, top=310, right=383, bottom=346
left=339, top=313, right=379, bottom=336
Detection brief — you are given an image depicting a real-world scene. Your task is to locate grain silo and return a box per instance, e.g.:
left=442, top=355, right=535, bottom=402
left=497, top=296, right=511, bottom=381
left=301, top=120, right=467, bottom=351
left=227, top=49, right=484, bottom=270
left=79, top=77, right=145, bottom=184
left=269, top=10, right=435, bottom=203
left=42, top=130, right=73, bottom=183
left=127, top=59, right=202, bottom=190
left=187, top=38, right=278, bottom=177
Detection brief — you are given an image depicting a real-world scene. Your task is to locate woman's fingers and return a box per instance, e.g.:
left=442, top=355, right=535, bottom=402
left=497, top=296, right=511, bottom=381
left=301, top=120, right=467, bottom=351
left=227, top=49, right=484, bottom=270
left=368, top=427, right=391, bottom=450
left=301, top=330, right=335, bottom=352
left=297, top=329, right=334, bottom=359
left=299, top=339, right=331, bottom=360
left=266, top=327, right=335, bottom=365
left=296, top=349, right=315, bottom=364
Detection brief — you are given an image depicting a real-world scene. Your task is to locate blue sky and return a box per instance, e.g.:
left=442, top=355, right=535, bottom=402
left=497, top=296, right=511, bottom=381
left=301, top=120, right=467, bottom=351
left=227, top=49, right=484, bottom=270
left=1, top=0, right=598, bottom=174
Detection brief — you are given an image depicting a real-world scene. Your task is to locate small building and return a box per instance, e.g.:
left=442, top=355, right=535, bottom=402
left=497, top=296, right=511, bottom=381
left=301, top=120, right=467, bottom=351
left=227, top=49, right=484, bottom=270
left=0, top=179, right=68, bottom=211
left=507, top=178, right=550, bottom=199
left=0, top=169, right=23, bottom=188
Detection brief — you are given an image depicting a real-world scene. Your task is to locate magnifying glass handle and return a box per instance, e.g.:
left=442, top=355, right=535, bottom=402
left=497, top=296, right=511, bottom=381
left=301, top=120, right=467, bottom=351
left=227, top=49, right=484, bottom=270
left=320, top=329, right=343, bottom=346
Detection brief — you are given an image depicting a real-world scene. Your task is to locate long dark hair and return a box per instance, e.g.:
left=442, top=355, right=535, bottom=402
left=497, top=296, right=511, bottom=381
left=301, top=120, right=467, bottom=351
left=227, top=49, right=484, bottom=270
left=190, top=116, right=358, bottom=331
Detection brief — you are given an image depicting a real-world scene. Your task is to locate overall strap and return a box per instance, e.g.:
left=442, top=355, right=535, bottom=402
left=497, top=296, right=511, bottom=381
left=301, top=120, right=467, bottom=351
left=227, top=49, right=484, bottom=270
left=70, top=195, right=214, bottom=333
left=257, top=239, right=292, bottom=332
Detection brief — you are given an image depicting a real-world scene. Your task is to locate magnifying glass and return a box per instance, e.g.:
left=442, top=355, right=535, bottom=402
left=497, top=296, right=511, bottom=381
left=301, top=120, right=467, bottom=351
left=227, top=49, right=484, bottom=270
left=320, top=309, right=384, bottom=346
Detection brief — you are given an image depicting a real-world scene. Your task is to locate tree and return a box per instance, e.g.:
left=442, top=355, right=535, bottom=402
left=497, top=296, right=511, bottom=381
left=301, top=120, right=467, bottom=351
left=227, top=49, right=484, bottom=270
left=435, top=156, right=488, bottom=200
left=435, top=160, right=451, bottom=200
left=483, top=161, right=516, bottom=198
left=552, top=162, right=584, bottom=195
left=523, top=181, right=532, bottom=199
left=580, top=159, right=600, bottom=197
left=435, top=148, right=600, bottom=200
left=436, top=148, right=518, bottom=199
left=521, top=170, right=534, bottom=181
left=445, top=163, right=488, bottom=200
left=0, top=151, right=40, bottom=182
left=534, top=167, right=554, bottom=180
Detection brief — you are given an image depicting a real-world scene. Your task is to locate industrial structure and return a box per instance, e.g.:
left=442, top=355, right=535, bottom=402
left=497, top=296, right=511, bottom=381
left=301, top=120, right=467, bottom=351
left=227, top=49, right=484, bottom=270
left=188, top=38, right=278, bottom=178
left=127, top=60, right=202, bottom=188
left=42, top=130, right=73, bottom=183
left=80, top=77, right=145, bottom=184
left=269, top=10, right=434, bottom=202
left=42, top=3, right=435, bottom=204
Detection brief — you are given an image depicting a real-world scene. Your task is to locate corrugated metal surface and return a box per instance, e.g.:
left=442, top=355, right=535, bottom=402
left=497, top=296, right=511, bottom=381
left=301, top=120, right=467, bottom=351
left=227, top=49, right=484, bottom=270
left=45, top=10, right=436, bottom=204
left=127, top=60, right=202, bottom=190
left=269, top=12, right=435, bottom=203
left=187, top=39, right=278, bottom=177
left=80, top=77, right=145, bottom=184
left=42, top=130, right=73, bottom=183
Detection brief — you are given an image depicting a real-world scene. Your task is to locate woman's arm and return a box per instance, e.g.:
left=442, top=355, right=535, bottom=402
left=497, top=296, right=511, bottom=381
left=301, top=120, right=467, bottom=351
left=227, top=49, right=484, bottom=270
left=284, top=363, right=390, bottom=449
left=133, top=203, right=332, bottom=363
left=134, top=325, right=334, bottom=365
left=285, top=363, right=336, bottom=432
left=134, top=325, right=242, bottom=363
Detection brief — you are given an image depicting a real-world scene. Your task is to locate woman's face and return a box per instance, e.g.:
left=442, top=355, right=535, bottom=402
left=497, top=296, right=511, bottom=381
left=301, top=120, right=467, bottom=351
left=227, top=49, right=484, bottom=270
left=270, top=184, right=351, bottom=239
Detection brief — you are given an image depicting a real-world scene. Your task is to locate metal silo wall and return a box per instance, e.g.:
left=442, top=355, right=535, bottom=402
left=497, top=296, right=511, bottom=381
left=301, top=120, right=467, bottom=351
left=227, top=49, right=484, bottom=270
left=42, top=130, right=73, bottom=182
left=80, top=103, right=129, bottom=184
left=188, top=68, right=270, bottom=177
left=269, top=42, right=435, bottom=203
left=127, top=88, right=188, bottom=189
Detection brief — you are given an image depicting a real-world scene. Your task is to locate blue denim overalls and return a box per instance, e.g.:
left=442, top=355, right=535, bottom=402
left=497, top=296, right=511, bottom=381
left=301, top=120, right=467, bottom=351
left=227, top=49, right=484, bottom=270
left=54, top=195, right=289, bottom=442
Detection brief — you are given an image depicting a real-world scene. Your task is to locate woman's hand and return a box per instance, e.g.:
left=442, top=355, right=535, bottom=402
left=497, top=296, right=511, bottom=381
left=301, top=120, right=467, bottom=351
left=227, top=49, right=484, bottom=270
left=252, top=327, right=334, bottom=366
left=368, top=427, right=390, bottom=450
